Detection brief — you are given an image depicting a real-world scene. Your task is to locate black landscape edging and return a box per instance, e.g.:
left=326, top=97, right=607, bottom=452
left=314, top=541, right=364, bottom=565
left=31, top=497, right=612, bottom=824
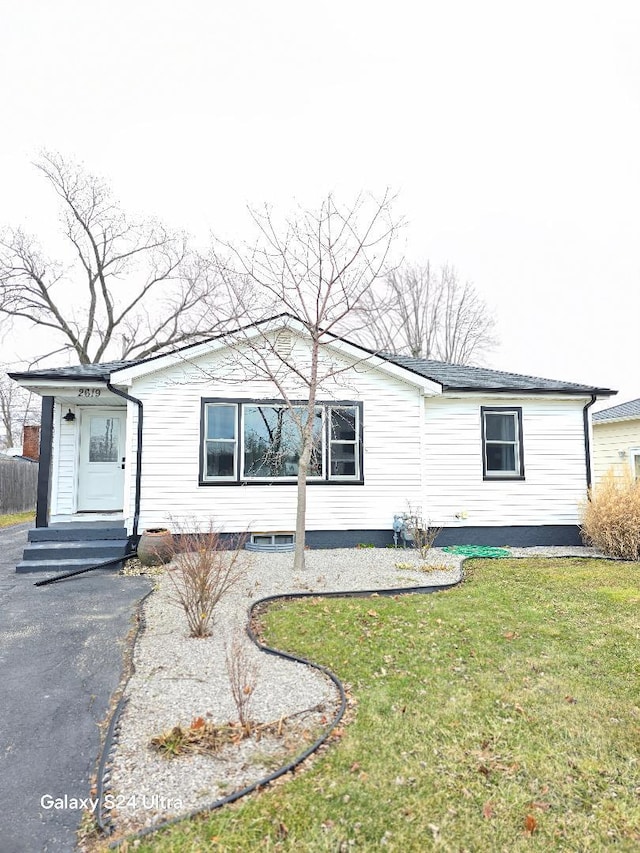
left=103, top=576, right=463, bottom=848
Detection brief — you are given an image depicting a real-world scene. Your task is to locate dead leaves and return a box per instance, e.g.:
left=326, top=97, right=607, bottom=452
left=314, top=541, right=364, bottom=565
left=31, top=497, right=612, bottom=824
left=482, top=801, right=495, bottom=819
left=472, top=744, right=520, bottom=779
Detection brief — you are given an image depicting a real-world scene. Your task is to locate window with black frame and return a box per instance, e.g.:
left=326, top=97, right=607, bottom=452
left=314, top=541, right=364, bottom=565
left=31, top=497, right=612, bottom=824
left=200, top=400, right=362, bottom=484
left=481, top=406, right=524, bottom=479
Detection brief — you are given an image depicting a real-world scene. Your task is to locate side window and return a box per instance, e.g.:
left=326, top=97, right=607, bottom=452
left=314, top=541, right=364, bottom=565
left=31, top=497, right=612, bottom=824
left=203, top=403, right=237, bottom=480
left=329, top=406, right=360, bottom=479
left=481, top=407, right=524, bottom=479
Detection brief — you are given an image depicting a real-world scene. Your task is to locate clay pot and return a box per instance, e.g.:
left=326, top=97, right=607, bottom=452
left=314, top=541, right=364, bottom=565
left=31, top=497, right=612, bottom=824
left=138, top=527, right=174, bottom=566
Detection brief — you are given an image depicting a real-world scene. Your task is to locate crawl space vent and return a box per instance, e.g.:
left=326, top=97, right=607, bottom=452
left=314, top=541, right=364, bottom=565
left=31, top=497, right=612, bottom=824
left=245, top=532, right=295, bottom=552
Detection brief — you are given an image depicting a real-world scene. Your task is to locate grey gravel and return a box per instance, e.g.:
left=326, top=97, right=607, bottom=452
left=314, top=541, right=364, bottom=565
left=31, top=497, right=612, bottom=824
left=107, top=544, right=599, bottom=835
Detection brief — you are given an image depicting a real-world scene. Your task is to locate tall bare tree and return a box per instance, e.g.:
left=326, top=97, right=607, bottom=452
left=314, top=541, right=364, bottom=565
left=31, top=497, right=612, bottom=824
left=0, top=152, right=232, bottom=365
left=354, top=262, right=497, bottom=364
left=208, top=191, right=400, bottom=570
left=0, top=367, right=39, bottom=450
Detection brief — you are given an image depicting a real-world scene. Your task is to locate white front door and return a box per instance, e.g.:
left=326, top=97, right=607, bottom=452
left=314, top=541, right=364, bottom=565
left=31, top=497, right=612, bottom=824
left=77, top=409, right=126, bottom=511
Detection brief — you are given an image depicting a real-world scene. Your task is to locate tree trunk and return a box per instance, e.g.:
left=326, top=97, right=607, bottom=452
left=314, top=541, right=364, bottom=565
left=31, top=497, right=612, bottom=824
left=293, top=340, right=319, bottom=571
left=293, top=454, right=308, bottom=571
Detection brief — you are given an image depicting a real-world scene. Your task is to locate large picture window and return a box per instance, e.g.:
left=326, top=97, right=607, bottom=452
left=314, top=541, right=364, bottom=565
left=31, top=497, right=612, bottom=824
left=243, top=405, right=323, bottom=479
left=200, top=399, right=363, bottom=484
left=481, top=406, right=525, bottom=479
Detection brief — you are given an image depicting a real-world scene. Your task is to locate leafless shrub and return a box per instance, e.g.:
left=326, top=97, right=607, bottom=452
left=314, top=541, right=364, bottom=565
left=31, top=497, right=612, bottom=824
left=401, top=507, right=442, bottom=560
left=225, top=631, right=259, bottom=728
left=166, top=521, right=248, bottom=638
left=581, top=471, right=640, bottom=560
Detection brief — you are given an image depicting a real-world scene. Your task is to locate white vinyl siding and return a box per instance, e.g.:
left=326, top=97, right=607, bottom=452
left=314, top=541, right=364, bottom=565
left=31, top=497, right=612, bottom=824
left=50, top=402, right=79, bottom=516
left=423, top=395, right=589, bottom=526
left=129, top=337, right=425, bottom=533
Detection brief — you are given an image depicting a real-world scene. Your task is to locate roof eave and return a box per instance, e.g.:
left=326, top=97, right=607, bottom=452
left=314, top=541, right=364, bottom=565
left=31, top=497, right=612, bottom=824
left=9, top=371, right=111, bottom=384
left=441, top=385, right=617, bottom=396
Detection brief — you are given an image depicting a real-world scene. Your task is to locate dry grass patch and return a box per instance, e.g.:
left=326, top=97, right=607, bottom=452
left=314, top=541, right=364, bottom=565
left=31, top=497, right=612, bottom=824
left=581, top=471, right=640, bottom=559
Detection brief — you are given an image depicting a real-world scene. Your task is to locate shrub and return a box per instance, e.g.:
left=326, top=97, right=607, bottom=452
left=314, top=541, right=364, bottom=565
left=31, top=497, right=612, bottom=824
left=166, top=522, right=248, bottom=638
left=225, top=631, right=259, bottom=729
left=400, top=507, right=442, bottom=560
left=581, top=471, right=640, bottom=560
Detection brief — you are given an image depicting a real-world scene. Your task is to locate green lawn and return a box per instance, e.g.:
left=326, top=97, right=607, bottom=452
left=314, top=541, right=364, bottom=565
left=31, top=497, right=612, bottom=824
left=0, top=509, right=34, bottom=528
left=131, top=558, right=640, bottom=852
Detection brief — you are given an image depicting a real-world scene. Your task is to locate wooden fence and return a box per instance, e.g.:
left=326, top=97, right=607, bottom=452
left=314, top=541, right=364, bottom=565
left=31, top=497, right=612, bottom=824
left=0, top=457, right=38, bottom=514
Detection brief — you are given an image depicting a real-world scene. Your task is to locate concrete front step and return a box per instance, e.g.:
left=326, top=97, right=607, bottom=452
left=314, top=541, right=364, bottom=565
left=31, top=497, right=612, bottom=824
left=16, top=556, right=126, bottom=574
left=28, top=525, right=128, bottom=542
left=19, top=523, right=131, bottom=573
left=22, top=540, right=129, bottom=561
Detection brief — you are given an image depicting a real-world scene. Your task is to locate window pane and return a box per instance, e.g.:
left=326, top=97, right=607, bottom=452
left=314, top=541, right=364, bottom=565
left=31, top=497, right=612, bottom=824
left=207, top=404, right=236, bottom=440
left=243, top=406, right=322, bottom=478
left=252, top=535, right=273, bottom=545
left=89, top=417, right=119, bottom=462
left=486, top=443, right=516, bottom=472
left=330, top=443, right=356, bottom=477
left=331, top=407, right=356, bottom=441
left=634, top=454, right=640, bottom=481
left=206, top=441, right=235, bottom=477
left=485, top=413, right=516, bottom=441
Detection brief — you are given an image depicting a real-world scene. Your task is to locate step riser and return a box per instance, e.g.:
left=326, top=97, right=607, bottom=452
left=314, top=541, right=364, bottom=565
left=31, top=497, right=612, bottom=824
left=28, top=527, right=128, bottom=543
left=16, top=559, right=125, bottom=574
left=22, top=543, right=129, bottom=561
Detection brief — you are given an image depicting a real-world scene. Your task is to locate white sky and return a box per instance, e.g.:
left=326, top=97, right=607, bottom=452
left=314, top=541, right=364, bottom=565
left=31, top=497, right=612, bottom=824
left=1, top=0, right=638, bottom=409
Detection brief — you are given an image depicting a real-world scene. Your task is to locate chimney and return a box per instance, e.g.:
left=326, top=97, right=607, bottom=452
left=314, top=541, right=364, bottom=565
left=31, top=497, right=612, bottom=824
left=22, top=425, right=41, bottom=461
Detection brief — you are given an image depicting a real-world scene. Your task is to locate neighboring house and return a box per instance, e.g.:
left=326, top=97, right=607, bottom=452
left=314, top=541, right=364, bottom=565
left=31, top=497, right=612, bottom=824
left=592, top=398, right=640, bottom=486
left=9, top=317, right=615, bottom=571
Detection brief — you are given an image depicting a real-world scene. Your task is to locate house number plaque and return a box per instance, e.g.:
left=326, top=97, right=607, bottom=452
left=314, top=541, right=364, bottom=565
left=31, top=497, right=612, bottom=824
left=78, top=389, right=102, bottom=398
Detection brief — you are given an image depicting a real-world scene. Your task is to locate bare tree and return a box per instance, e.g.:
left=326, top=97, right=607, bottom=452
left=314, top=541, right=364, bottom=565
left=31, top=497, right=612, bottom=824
left=0, top=367, right=39, bottom=449
left=354, top=262, right=497, bottom=364
left=207, top=191, right=400, bottom=571
left=0, top=152, right=233, bottom=365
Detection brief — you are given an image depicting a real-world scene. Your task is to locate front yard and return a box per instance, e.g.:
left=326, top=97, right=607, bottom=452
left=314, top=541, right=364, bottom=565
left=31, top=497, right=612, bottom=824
left=131, top=557, right=639, bottom=851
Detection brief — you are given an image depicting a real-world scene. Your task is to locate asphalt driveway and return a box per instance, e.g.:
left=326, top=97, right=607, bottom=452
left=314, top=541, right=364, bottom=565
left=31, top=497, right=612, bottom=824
left=0, top=522, right=151, bottom=852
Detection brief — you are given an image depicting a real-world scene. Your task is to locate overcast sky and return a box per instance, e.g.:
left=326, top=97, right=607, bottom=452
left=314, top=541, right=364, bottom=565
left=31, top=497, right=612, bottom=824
left=1, top=0, right=638, bottom=409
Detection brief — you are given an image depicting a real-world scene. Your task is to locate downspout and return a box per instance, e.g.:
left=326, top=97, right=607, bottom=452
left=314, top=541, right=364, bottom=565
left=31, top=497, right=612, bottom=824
left=583, top=394, right=597, bottom=492
left=107, top=382, right=143, bottom=545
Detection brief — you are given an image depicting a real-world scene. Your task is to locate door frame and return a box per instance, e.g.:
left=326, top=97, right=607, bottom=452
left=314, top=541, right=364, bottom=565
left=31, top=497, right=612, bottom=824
left=76, top=407, right=127, bottom=512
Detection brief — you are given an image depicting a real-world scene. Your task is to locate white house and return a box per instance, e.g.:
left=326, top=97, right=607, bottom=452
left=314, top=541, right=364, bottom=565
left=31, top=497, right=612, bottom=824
left=592, top=398, right=640, bottom=486
left=10, top=317, right=614, bottom=572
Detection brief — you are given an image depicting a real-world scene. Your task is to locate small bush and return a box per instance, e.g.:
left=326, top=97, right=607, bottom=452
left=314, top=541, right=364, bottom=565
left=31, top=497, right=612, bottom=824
left=225, top=632, right=259, bottom=728
left=581, top=471, right=640, bottom=560
left=400, top=506, right=442, bottom=560
left=166, top=521, right=248, bottom=638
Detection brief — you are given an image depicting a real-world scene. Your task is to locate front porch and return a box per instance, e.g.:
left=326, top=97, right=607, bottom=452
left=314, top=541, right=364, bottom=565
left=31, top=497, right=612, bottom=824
left=17, top=520, right=131, bottom=574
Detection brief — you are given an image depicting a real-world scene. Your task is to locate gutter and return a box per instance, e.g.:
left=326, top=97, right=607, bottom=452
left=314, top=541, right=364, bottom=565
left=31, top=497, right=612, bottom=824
left=583, top=394, right=597, bottom=491
left=107, top=382, right=143, bottom=544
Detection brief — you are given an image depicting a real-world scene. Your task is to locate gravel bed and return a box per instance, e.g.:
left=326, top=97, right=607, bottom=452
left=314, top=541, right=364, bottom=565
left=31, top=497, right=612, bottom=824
left=107, top=544, right=601, bottom=836
left=107, top=547, right=461, bottom=835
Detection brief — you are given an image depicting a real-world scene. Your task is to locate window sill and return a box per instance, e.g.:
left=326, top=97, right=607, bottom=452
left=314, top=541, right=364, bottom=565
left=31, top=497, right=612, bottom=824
left=198, top=478, right=365, bottom=487
left=482, top=474, right=526, bottom=481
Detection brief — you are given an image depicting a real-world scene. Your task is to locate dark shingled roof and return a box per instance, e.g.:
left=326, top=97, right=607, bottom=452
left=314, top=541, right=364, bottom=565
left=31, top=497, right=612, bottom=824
left=10, top=351, right=614, bottom=396
left=592, top=398, right=640, bottom=422
left=380, top=353, right=613, bottom=395
left=9, top=360, right=139, bottom=382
